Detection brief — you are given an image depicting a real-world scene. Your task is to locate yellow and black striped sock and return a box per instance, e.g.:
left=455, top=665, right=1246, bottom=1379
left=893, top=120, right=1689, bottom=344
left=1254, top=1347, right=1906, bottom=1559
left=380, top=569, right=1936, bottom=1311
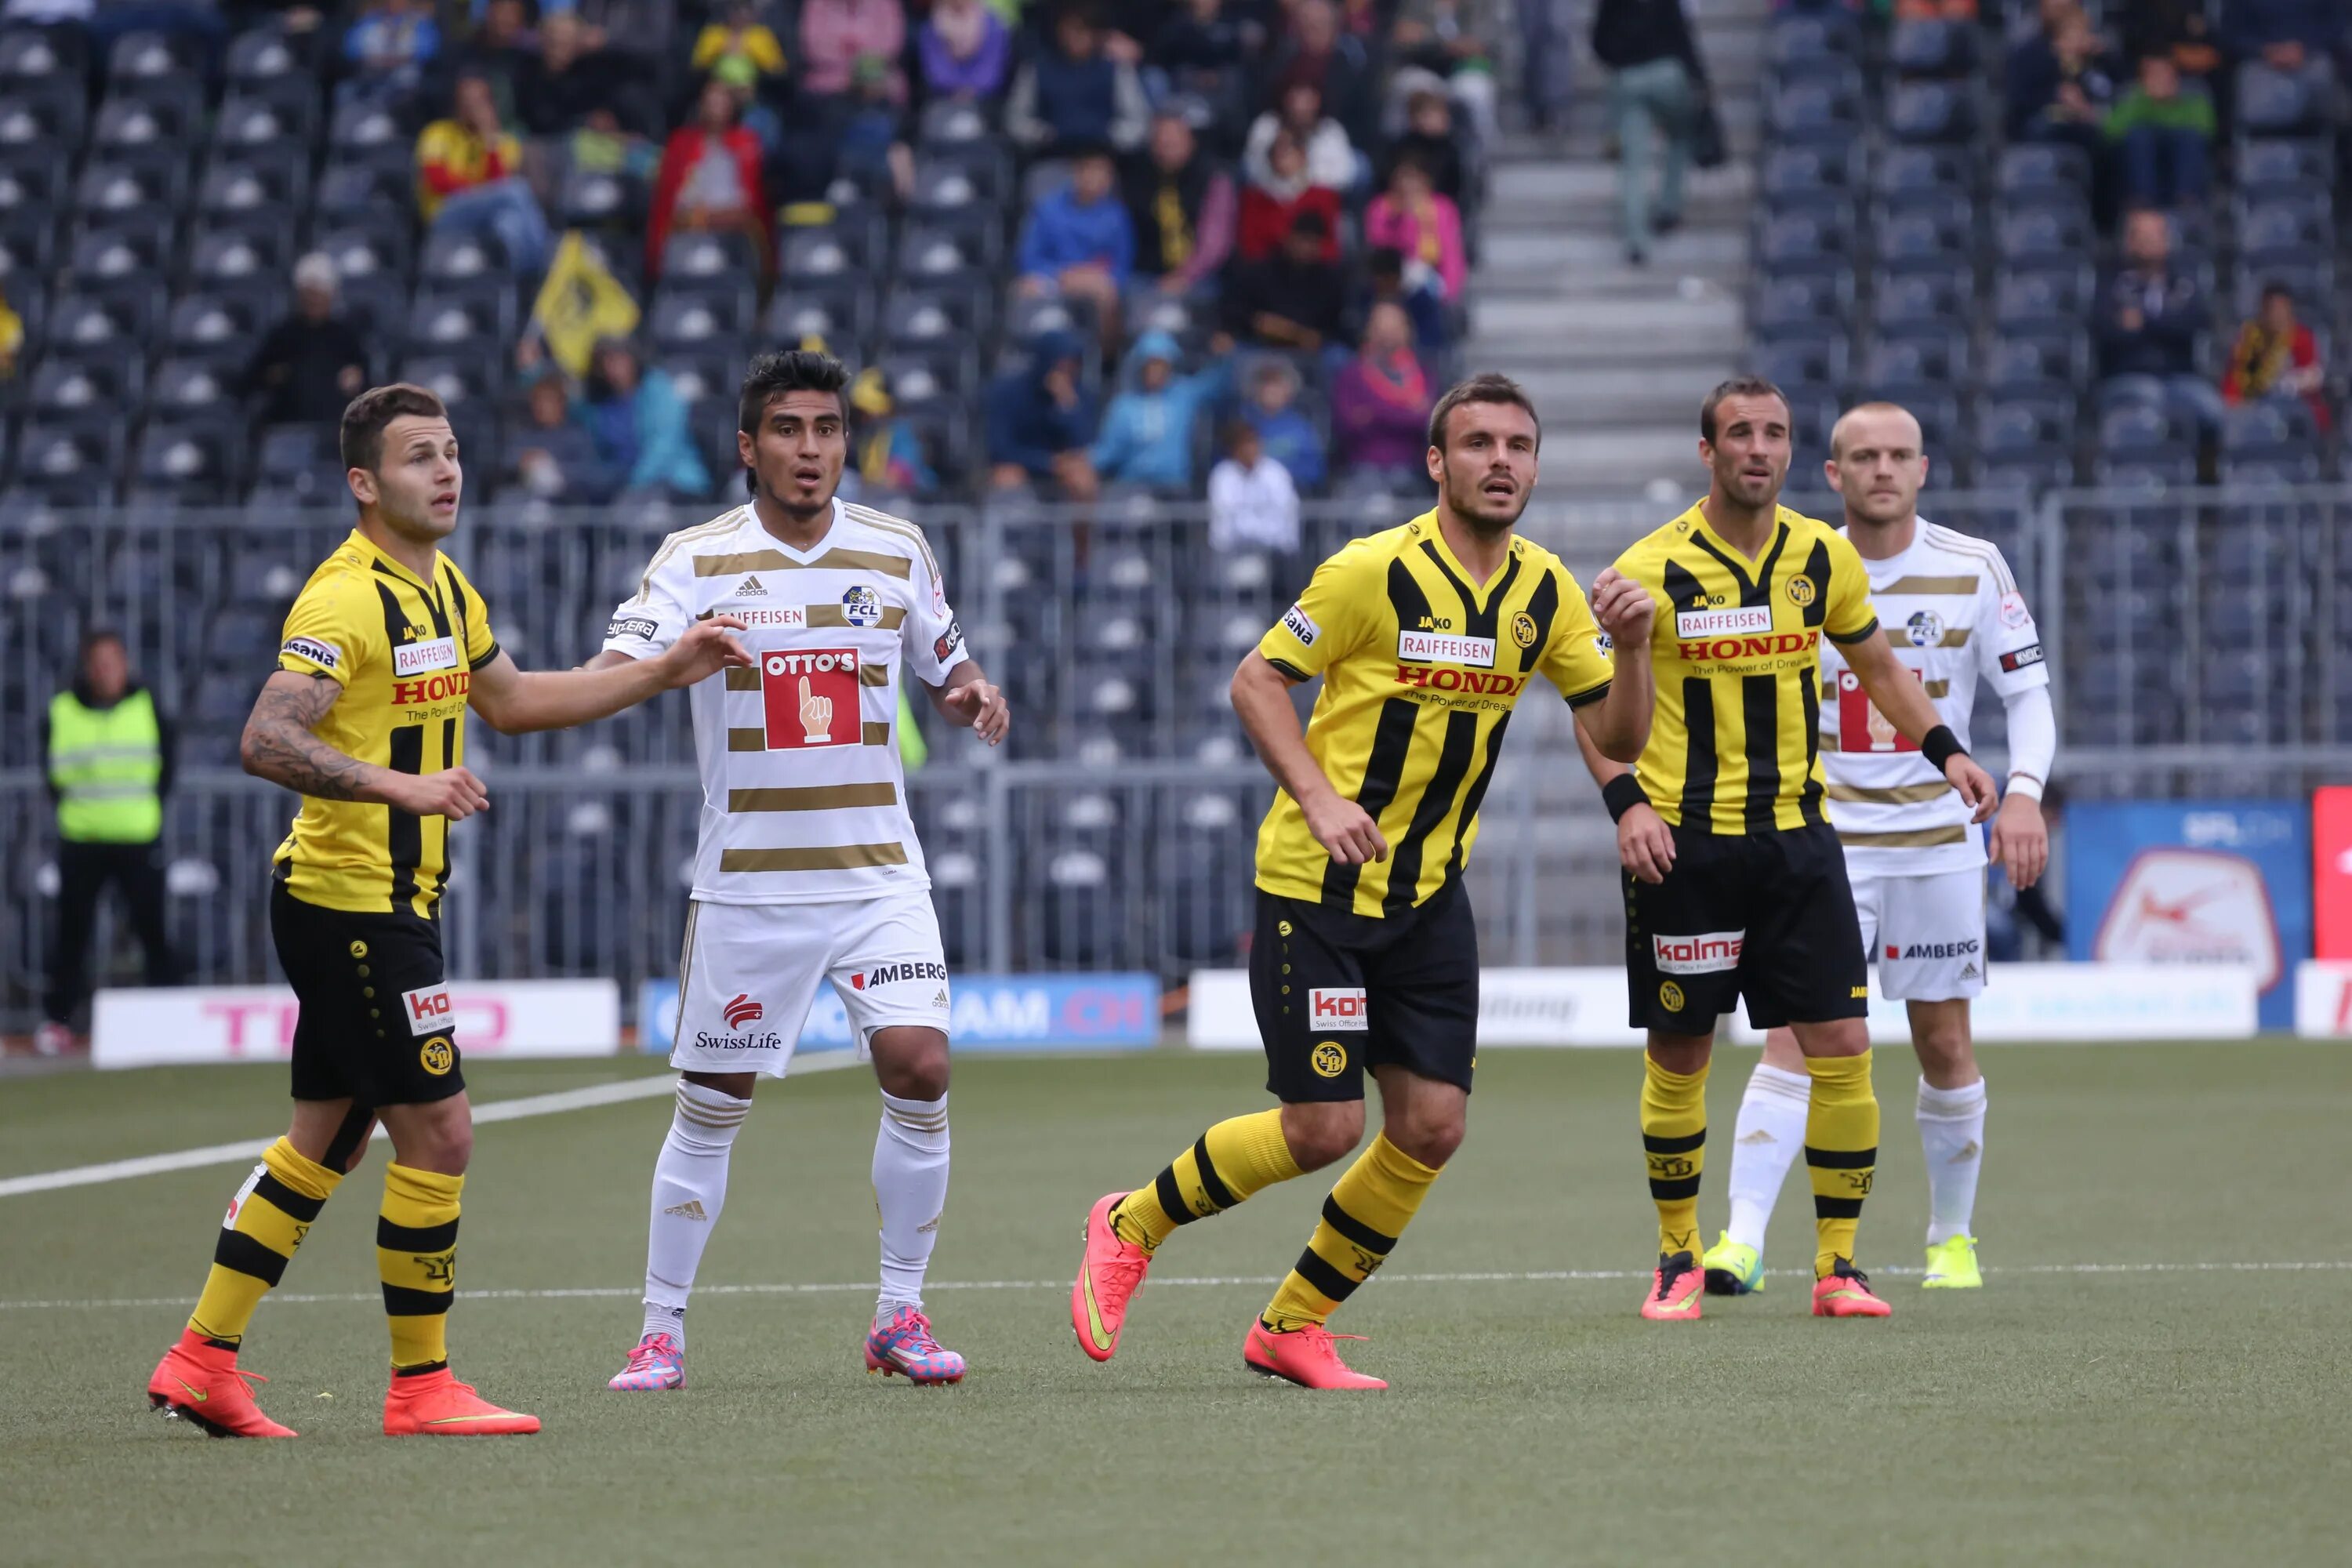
left=1641, top=1055, right=1708, bottom=1262
left=378, top=1163, right=463, bottom=1375
left=1804, top=1051, right=1879, bottom=1278
left=189, top=1138, right=341, bottom=1347
left=1262, top=1134, right=1441, bottom=1330
left=1109, top=1109, right=1303, bottom=1250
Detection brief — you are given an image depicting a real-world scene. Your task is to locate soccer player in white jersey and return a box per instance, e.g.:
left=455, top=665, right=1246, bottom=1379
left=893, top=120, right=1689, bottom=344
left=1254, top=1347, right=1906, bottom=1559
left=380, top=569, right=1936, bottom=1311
left=1701, top=402, right=2056, bottom=1296
left=589, top=351, right=1009, bottom=1389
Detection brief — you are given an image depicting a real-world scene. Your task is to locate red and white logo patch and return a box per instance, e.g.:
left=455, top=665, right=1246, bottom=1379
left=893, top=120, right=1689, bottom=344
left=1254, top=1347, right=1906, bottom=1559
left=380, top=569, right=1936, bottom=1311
left=1308, top=987, right=1369, bottom=1031
left=401, top=983, right=453, bottom=1037
left=760, top=648, right=861, bottom=748
left=723, top=993, right=764, bottom=1029
left=1836, top=667, right=1924, bottom=753
left=1654, top=931, right=1744, bottom=975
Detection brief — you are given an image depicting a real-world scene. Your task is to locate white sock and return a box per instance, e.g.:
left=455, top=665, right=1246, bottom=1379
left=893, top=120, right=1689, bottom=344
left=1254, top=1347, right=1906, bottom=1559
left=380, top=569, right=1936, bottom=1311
left=641, top=1078, right=750, bottom=1347
left=873, top=1089, right=949, bottom=1318
left=1916, top=1076, right=1988, bottom=1247
left=1724, top=1063, right=1811, bottom=1254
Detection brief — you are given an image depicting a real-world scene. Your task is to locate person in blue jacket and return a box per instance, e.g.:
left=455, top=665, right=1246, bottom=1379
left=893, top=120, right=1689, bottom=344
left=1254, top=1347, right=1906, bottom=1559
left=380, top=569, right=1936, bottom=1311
left=577, top=338, right=712, bottom=499
left=1014, top=144, right=1134, bottom=345
left=986, top=327, right=1102, bottom=498
left=1088, top=328, right=1234, bottom=492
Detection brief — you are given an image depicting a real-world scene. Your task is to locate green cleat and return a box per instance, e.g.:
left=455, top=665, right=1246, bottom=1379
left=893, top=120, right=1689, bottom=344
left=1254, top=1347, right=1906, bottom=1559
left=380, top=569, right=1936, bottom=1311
left=1922, top=1235, right=1983, bottom=1289
left=1701, top=1231, right=1765, bottom=1296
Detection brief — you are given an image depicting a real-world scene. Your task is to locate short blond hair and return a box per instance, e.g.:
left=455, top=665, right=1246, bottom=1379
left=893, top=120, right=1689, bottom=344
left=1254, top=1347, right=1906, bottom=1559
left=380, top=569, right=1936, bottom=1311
left=1828, top=401, right=1924, bottom=461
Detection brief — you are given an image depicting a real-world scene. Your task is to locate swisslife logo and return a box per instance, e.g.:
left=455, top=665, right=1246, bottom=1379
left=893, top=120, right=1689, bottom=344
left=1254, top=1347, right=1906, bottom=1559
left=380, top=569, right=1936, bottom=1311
left=723, top=993, right=764, bottom=1029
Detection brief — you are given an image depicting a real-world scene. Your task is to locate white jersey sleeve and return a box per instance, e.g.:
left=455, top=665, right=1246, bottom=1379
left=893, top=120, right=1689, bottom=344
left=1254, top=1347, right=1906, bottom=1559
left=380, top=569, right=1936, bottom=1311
left=601, top=528, right=698, bottom=660
left=1973, top=555, right=2049, bottom=700
left=899, top=537, right=967, bottom=689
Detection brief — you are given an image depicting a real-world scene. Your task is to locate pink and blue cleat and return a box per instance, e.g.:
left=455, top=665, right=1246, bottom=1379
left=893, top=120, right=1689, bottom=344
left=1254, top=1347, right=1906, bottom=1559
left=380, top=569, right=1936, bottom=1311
left=866, top=1306, right=966, bottom=1385
left=607, top=1332, right=685, bottom=1391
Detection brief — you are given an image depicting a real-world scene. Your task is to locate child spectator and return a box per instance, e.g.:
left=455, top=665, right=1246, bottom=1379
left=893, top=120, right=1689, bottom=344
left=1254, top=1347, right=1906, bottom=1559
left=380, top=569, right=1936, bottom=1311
left=511, top=370, right=620, bottom=503
left=846, top=368, right=942, bottom=498
left=1385, top=87, right=1468, bottom=202
left=577, top=338, right=711, bottom=499
left=2223, top=282, right=2331, bottom=433
left=1209, top=420, right=1302, bottom=552
left=1016, top=145, right=1135, bottom=341
left=1237, top=128, right=1341, bottom=262
left=1364, top=154, right=1466, bottom=302
left=691, top=0, right=788, bottom=82
left=1243, top=82, right=1358, bottom=192
left=2006, top=3, right=2116, bottom=157
left=1089, top=329, right=1233, bottom=491
left=1241, top=358, right=1327, bottom=492
left=2105, top=53, right=2215, bottom=209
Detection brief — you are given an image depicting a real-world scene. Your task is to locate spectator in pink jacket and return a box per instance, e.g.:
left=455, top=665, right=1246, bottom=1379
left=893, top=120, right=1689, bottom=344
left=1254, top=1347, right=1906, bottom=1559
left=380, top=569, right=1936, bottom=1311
left=1363, top=155, right=1466, bottom=303
left=800, top=0, right=908, bottom=101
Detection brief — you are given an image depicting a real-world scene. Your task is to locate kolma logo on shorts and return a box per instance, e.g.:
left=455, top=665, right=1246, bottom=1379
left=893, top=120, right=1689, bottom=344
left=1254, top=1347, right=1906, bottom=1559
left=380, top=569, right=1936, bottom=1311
left=1654, top=931, right=1744, bottom=975
left=1308, top=988, right=1368, bottom=1031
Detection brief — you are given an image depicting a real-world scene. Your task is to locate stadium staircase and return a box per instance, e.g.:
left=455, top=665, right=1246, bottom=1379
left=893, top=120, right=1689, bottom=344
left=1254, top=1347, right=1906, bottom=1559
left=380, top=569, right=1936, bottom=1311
left=1474, top=0, right=1770, bottom=500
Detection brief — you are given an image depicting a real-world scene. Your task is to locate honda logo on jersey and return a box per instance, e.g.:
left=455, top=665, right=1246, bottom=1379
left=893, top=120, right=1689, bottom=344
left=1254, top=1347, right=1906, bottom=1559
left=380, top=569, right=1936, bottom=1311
left=1654, top=931, right=1744, bottom=975
left=401, top=983, right=452, bottom=1036
left=760, top=648, right=860, bottom=747
left=1308, top=987, right=1369, bottom=1030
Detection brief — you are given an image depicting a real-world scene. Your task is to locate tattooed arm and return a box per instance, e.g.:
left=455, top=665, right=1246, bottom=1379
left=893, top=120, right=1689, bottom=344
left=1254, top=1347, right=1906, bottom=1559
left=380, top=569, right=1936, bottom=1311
left=239, top=671, right=488, bottom=818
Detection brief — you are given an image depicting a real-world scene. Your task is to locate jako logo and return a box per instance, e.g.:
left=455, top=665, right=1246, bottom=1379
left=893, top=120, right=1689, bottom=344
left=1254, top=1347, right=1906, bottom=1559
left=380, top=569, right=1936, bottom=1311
left=1654, top=931, right=1744, bottom=975
left=1308, top=987, right=1369, bottom=1031
left=723, top=993, right=764, bottom=1029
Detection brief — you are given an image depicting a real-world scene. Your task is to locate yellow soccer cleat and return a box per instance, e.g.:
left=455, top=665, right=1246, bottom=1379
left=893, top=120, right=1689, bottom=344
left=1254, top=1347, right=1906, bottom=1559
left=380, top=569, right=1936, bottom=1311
left=1922, top=1235, right=1983, bottom=1289
left=1701, top=1231, right=1766, bottom=1296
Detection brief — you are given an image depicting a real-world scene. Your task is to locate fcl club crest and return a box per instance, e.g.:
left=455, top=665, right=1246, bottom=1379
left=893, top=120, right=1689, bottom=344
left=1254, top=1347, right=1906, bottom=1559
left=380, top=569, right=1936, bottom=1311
left=841, top=584, right=883, bottom=626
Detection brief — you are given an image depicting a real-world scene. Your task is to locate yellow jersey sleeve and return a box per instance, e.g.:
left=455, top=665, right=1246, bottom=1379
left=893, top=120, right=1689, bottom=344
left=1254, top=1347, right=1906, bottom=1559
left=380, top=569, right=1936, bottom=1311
left=445, top=561, right=501, bottom=668
left=1821, top=529, right=1880, bottom=644
left=1538, top=565, right=1616, bottom=706
left=277, top=572, right=379, bottom=688
left=1258, top=542, right=1377, bottom=681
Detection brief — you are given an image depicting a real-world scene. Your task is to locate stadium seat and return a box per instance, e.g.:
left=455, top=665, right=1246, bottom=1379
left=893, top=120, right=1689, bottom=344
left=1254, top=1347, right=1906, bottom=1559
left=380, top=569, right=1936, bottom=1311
left=1763, top=79, right=1861, bottom=143
left=1996, top=207, right=2092, bottom=271
left=2237, top=138, right=2331, bottom=201
left=405, top=285, right=517, bottom=360
left=189, top=223, right=296, bottom=296
left=168, top=292, right=275, bottom=368
left=27, top=355, right=140, bottom=417
left=648, top=289, right=757, bottom=354
left=1755, top=210, right=1854, bottom=267
left=659, top=231, right=760, bottom=293
left=2235, top=64, right=2319, bottom=135
left=1871, top=269, right=1970, bottom=339
left=1872, top=144, right=1968, bottom=198
left=147, top=358, right=238, bottom=419
left=1760, top=143, right=1860, bottom=202
left=895, top=221, right=997, bottom=290
left=13, top=416, right=127, bottom=503
left=133, top=416, right=244, bottom=505
left=1748, top=332, right=1846, bottom=391
left=0, top=71, right=87, bottom=152
left=887, top=285, right=992, bottom=355
left=313, top=159, right=410, bottom=225
left=1765, top=11, right=1860, bottom=67
left=1997, top=143, right=2090, bottom=201
left=66, top=224, right=171, bottom=302
left=1984, top=332, right=2088, bottom=394
left=419, top=230, right=511, bottom=285
left=0, top=25, right=85, bottom=82
left=1875, top=205, right=1973, bottom=274
left=1752, top=269, right=1849, bottom=337
left=74, top=156, right=186, bottom=222
left=2097, top=403, right=2174, bottom=459
left=764, top=283, right=875, bottom=354
left=1886, top=81, right=1975, bottom=143
left=91, top=84, right=201, bottom=156
left=1888, top=18, right=1976, bottom=77
left=45, top=292, right=159, bottom=362
left=224, top=24, right=302, bottom=85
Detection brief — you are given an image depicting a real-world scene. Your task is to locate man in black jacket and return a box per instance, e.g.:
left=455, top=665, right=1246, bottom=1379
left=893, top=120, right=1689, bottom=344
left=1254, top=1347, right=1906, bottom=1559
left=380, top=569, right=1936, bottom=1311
left=1592, top=0, right=1702, bottom=264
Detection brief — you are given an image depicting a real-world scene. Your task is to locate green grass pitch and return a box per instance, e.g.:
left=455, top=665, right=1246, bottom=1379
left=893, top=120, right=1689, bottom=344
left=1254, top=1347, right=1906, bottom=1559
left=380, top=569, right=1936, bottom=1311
left=5, top=1042, right=2350, bottom=1566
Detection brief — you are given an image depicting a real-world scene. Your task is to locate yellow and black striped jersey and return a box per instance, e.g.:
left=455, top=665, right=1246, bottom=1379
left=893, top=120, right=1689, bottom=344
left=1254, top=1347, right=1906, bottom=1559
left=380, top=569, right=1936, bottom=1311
left=1614, top=502, right=1878, bottom=835
left=1255, top=513, right=1617, bottom=916
left=271, top=528, right=500, bottom=917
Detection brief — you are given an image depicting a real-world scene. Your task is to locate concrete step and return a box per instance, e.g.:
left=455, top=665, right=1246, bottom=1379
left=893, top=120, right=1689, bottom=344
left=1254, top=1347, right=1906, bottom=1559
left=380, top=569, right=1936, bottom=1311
left=1502, top=362, right=1740, bottom=428
left=1526, top=428, right=1712, bottom=491
left=1490, top=159, right=1755, bottom=205
left=1479, top=226, right=1748, bottom=281
left=1469, top=292, right=1744, bottom=353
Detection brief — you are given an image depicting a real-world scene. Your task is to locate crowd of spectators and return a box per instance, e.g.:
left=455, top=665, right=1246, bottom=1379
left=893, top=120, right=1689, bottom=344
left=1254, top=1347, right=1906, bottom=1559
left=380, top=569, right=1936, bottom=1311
left=0, top=0, right=1492, bottom=510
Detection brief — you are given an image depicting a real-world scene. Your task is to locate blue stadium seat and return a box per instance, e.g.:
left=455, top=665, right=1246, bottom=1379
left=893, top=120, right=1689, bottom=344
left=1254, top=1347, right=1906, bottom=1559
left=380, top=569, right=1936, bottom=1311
left=13, top=416, right=127, bottom=503
left=224, top=24, right=303, bottom=85
left=132, top=416, right=243, bottom=505
left=106, top=28, right=201, bottom=84
left=148, top=357, right=238, bottom=419
left=91, top=82, right=201, bottom=155
left=0, top=71, right=86, bottom=153
left=2098, top=403, right=2173, bottom=458
left=1875, top=206, right=1973, bottom=273
left=895, top=220, right=998, bottom=289
left=189, top=223, right=296, bottom=296
left=1992, top=265, right=2094, bottom=336
left=27, top=355, right=140, bottom=418
left=890, top=285, right=993, bottom=355
left=1984, top=332, right=2087, bottom=394
left=45, top=292, right=159, bottom=361
left=212, top=93, right=317, bottom=154
left=168, top=292, right=275, bottom=369
left=314, top=159, right=410, bottom=225
left=1873, top=143, right=1968, bottom=198
left=66, top=224, right=171, bottom=301
left=405, top=284, right=517, bottom=361
left=764, top=283, right=875, bottom=354
left=1871, top=269, right=1969, bottom=339
left=659, top=231, right=760, bottom=296
left=1889, top=18, right=1976, bottom=77
left=1887, top=81, right=1976, bottom=143
left=2236, top=64, right=2320, bottom=135
left=1765, top=12, right=1860, bottom=67
left=1760, top=143, right=1860, bottom=201
left=1863, top=335, right=1967, bottom=389
left=2223, top=399, right=2317, bottom=456
left=1755, top=210, right=1853, bottom=267
left=1764, top=79, right=1861, bottom=143
left=1997, top=142, right=2090, bottom=200
left=74, top=156, right=186, bottom=223
left=2237, top=138, right=2331, bottom=201
left=1749, top=332, right=1846, bottom=390
left=419, top=229, right=510, bottom=285
left=557, top=164, right=643, bottom=230
left=0, top=25, right=84, bottom=82
left=648, top=289, right=757, bottom=355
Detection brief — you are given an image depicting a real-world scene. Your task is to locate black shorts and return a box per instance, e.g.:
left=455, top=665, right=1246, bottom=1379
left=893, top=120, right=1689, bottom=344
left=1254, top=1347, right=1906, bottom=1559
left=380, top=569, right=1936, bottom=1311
left=1250, top=880, right=1479, bottom=1103
left=1623, top=821, right=1867, bottom=1033
left=270, top=882, right=465, bottom=1107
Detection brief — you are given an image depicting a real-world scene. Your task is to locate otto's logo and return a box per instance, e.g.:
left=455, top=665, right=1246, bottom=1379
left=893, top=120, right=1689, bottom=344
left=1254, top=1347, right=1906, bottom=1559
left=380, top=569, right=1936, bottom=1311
left=1674, top=630, right=1820, bottom=663
left=1906, top=610, right=1944, bottom=647
left=1659, top=981, right=1685, bottom=1011
left=851, top=961, right=949, bottom=990
left=418, top=1036, right=454, bottom=1076
left=1511, top=611, right=1538, bottom=649
left=1394, top=666, right=1530, bottom=695
left=1785, top=575, right=1817, bottom=608
left=1310, top=1041, right=1348, bottom=1077
left=1654, top=930, right=1744, bottom=975
left=401, top=983, right=452, bottom=1037
left=722, top=993, right=764, bottom=1029
left=841, top=583, right=884, bottom=626
left=392, top=671, right=470, bottom=706
left=1886, top=940, right=1981, bottom=960
left=1308, top=987, right=1368, bottom=1032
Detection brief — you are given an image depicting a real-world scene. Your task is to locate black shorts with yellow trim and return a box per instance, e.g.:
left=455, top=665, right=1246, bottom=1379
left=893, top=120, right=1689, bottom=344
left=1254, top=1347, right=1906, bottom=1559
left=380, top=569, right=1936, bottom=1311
left=1623, top=821, right=1867, bottom=1032
left=270, top=882, right=465, bottom=1106
left=1250, top=879, right=1479, bottom=1103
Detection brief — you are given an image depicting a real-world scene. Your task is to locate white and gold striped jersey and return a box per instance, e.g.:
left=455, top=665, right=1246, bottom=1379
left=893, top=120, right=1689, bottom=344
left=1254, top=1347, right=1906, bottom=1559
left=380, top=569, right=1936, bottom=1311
left=1817, top=520, right=2048, bottom=877
left=603, top=499, right=967, bottom=905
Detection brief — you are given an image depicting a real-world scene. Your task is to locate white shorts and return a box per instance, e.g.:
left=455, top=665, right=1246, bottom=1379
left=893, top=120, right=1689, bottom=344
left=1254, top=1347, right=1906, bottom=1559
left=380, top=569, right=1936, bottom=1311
left=1853, top=866, right=1987, bottom=1003
left=670, top=890, right=951, bottom=1078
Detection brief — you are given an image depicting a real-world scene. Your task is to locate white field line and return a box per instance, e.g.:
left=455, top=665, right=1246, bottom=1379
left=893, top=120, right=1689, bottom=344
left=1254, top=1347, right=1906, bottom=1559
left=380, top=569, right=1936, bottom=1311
left=0, top=1051, right=861, bottom=1200
left=6, top=1260, right=2350, bottom=1313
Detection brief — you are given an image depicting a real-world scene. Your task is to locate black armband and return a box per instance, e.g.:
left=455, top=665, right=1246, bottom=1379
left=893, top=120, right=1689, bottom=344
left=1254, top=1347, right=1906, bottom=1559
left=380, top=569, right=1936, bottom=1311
left=1921, top=724, right=1967, bottom=771
left=1602, top=773, right=1652, bottom=823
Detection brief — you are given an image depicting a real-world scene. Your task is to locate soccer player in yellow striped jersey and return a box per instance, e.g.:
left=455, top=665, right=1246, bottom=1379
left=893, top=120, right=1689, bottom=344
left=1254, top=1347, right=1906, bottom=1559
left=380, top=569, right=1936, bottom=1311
left=1072, top=374, right=1659, bottom=1388
left=145, top=383, right=750, bottom=1440
left=1576, top=378, right=1997, bottom=1323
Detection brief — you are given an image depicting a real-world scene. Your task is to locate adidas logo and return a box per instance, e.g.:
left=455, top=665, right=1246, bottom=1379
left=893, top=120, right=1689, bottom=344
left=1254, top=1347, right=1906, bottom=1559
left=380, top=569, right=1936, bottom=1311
left=664, top=1200, right=709, bottom=1221
left=739, top=575, right=768, bottom=597
left=1737, top=1129, right=1777, bottom=1145
left=1960, top=962, right=1980, bottom=980
left=931, top=989, right=949, bottom=1009
left=1953, top=1141, right=1981, bottom=1163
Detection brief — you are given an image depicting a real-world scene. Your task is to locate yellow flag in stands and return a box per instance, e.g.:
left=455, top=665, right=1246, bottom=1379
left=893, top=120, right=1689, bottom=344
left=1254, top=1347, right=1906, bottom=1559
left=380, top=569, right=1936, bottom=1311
left=531, top=232, right=640, bottom=376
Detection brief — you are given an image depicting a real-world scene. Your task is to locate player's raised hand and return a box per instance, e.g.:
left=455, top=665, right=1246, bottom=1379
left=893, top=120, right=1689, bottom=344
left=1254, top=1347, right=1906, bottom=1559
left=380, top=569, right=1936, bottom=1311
left=658, top=616, right=753, bottom=688
left=1588, top=568, right=1656, bottom=648
left=1947, top=753, right=1998, bottom=824
left=1990, top=791, right=2049, bottom=888
left=1617, top=800, right=1675, bottom=884
left=941, top=678, right=1010, bottom=746
left=1303, top=788, right=1388, bottom=865
left=394, top=765, right=489, bottom=821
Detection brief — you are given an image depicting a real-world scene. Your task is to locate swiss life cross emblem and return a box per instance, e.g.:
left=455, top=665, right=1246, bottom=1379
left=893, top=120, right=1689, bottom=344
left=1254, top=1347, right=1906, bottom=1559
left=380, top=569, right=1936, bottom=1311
left=761, top=648, right=861, bottom=747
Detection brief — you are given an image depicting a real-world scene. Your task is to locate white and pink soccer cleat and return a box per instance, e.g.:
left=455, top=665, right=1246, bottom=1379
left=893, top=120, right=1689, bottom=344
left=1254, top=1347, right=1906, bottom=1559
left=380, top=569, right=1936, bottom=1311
left=606, top=1331, right=685, bottom=1391
left=865, top=1306, right=966, bottom=1385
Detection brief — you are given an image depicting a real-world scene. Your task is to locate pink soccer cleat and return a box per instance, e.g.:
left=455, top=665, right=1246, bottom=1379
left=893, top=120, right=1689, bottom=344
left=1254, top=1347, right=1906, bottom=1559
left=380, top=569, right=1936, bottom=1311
left=866, top=1306, right=966, bottom=1385
left=1243, top=1319, right=1388, bottom=1390
left=1071, top=1190, right=1155, bottom=1362
left=146, top=1328, right=296, bottom=1438
left=1812, top=1260, right=1894, bottom=1319
left=607, top=1332, right=685, bottom=1391
left=1640, top=1251, right=1705, bottom=1321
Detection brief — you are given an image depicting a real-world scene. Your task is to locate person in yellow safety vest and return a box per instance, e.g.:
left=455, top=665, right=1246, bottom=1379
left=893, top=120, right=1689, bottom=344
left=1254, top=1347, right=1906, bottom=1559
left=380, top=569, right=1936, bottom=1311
left=37, top=629, right=182, bottom=1055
